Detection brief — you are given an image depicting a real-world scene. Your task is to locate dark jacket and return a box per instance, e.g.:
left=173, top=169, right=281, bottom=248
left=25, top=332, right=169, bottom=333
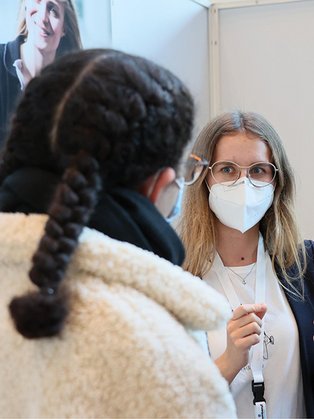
left=0, top=36, right=24, bottom=148
left=276, top=242, right=314, bottom=418
left=0, top=167, right=185, bottom=266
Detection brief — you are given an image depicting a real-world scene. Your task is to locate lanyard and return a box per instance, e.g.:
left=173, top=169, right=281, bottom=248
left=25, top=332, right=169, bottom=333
left=212, top=233, right=267, bottom=419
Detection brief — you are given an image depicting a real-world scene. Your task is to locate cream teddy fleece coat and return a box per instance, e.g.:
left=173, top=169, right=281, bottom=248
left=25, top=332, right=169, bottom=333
left=0, top=213, right=236, bottom=418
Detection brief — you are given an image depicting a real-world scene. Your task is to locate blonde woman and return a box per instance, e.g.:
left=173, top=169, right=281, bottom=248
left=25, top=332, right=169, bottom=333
left=0, top=0, right=82, bottom=146
left=178, top=111, right=314, bottom=418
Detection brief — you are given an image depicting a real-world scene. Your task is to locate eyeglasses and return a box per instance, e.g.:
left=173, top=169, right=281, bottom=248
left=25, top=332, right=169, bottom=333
left=183, top=153, right=209, bottom=185
left=183, top=154, right=278, bottom=187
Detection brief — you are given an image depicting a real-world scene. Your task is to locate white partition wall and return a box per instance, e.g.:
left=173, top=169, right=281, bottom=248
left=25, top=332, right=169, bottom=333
left=78, top=0, right=111, bottom=48
left=111, top=0, right=210, bottom=134
left=209, top=0, right=314, bottom=239
left=0, top=0, right=20, bottom=43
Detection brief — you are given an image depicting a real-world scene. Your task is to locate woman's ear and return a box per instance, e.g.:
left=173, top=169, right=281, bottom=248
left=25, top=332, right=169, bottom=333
left=139, top=168, right=176, bottom=204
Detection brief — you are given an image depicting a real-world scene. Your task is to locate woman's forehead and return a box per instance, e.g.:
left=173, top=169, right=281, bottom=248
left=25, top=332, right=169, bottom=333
left=213, top=132, right=271, bottom=163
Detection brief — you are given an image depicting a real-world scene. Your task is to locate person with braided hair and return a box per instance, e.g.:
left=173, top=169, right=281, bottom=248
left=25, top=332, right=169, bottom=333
left=0, top=49, right=236, bottom=418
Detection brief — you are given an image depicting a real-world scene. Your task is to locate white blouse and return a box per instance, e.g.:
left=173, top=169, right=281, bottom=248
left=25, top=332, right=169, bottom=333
left=204, top=253, right=305, bottom=418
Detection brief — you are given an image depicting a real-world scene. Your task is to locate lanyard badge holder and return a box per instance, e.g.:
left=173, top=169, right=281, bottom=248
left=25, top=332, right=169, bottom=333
left=213, top=233, right=267, bottom=419
left=250, top=235, right=267, bottom=418
left=252, top=381, right=266, bottom=418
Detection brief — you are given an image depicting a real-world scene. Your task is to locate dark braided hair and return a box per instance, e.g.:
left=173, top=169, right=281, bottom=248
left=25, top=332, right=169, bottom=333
left=0, top=49, right=194, bottom=339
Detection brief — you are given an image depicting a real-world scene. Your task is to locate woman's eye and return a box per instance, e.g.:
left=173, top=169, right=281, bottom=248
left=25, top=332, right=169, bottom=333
left=48, top=4, right=60, bottom=17
left=221, top=166, right=234, bottom=174
left=250, top=166, right=263, bottom=174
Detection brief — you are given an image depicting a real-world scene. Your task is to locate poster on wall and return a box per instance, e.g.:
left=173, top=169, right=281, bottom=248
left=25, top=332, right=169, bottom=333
left=0, top=0, right=111, bottom=147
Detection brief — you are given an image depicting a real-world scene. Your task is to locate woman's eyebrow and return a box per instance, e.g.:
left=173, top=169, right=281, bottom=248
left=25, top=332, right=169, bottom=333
left=48, top=0, right=61, bottom=8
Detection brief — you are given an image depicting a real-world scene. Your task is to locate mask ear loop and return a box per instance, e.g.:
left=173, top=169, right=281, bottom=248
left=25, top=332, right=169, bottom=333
left=165, top=177, right=185, bottom=223
left=155, top=177, right=183, bottom=219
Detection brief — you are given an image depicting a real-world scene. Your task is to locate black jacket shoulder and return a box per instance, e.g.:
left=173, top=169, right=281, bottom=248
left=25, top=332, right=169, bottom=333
left=275, top=241, right=314, bottom=418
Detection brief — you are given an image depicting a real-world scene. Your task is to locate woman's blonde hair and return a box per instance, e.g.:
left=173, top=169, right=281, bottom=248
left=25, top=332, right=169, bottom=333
left=17, top=0, right=82, bottom=55
left=178, top=111, right=305, bottom=293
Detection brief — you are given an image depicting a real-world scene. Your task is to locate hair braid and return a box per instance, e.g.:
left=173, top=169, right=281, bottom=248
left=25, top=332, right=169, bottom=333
left=9, top=151, right=101, bottom=338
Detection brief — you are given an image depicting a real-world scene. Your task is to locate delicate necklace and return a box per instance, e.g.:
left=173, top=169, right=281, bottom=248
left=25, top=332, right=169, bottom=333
left=225, top=263, right=256, bottom=285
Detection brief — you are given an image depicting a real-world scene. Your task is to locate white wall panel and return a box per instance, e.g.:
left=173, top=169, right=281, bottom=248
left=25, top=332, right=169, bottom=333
left=111, top=0, right=210, bottom=134
left=0, top=0, right=20, bottom=43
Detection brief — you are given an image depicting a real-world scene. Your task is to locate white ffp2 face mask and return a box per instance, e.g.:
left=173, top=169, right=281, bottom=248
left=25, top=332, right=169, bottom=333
left=208, top=177, right=274, bottom=233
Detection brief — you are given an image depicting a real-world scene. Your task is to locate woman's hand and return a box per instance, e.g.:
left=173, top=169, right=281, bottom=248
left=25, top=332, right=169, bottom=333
left=215, top=303, right=267, bottom=384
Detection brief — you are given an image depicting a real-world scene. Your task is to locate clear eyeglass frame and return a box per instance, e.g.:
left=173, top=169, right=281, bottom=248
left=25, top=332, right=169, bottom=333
left=210, top=160, right=278, bottom=188
left=183, top=153, right=209, bottom=186
left=183, top=154, right=278, bottom=188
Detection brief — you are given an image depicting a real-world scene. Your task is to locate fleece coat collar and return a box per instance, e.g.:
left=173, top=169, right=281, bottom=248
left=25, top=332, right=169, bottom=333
left=0, top=212, right=230, bottom=331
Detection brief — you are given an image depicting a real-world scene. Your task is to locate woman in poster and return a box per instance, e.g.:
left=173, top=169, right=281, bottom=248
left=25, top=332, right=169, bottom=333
left=0, top=0, right=82, bottom=147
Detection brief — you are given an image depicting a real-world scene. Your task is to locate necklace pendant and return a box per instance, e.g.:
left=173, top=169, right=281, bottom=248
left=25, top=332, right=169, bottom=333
left=225, top=263, right=255, bottom=285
